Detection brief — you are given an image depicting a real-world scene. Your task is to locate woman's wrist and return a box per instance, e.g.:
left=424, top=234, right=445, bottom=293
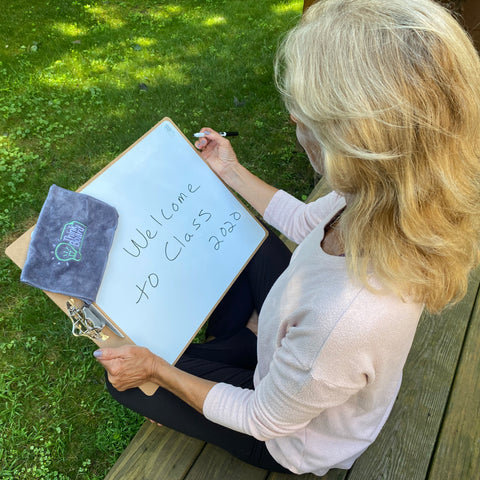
left=149, top=356, right=217, bottom=414
left=223, top=163, right=278, bottom=216
left=221, top=162, right=249, bottom=191
left=149, top=353, right=172, bottom=387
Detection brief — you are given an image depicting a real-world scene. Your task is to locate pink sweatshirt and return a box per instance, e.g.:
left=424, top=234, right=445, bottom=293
left=203, top=190, right=423, bottom=475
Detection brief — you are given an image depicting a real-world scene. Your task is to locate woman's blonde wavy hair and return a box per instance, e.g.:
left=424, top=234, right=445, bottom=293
left=275, top=0, right=480, bottom=313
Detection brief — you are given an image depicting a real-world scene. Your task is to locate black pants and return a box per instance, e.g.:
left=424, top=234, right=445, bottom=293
left=106, top=232, right=292, bottom=472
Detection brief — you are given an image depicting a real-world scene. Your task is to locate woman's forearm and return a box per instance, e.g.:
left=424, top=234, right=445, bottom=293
left=152, top=360, right=217, bottom=414
left=222, top=163, right=278, bottom=216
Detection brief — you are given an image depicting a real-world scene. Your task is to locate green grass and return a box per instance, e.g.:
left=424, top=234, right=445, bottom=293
left=1, top=1, right=311, bottom=478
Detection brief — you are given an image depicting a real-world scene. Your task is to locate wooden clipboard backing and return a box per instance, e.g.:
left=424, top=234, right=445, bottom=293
left=5, top=118, right=267, bottom=397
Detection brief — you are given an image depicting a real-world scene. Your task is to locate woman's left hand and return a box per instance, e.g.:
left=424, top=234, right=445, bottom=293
left=94, top=345, right=164, bottom=391
left=94, top=344, right=217, bottom=414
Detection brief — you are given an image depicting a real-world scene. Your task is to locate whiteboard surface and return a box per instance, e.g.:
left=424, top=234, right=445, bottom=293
left=82, top=120, right=266, bottom=363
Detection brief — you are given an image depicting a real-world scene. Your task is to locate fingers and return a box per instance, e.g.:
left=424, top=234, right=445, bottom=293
left=194, top=127, right=212, bottom=150
left=194, top=127, right=230, bottom=150
left=93, top=347, right=119, bottom=360
left=93, top=345, right=135, bottom=361
left=195, top=138, right=208, bottom=149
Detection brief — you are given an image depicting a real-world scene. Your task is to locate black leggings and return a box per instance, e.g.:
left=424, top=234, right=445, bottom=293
left=106, top=232, right=292, bottom=472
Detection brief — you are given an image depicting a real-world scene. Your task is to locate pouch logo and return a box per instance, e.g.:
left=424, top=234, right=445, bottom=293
left=54, top=221, right=87, bottom=262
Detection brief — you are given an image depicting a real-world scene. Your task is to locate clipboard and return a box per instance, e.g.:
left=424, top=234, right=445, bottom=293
left=5, top=118, right=267, bottom=395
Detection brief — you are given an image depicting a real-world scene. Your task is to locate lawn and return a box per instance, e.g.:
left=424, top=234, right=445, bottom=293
left=0, top=1, right=312, bottom=478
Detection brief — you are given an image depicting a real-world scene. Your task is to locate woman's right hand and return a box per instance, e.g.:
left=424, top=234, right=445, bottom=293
left=194, top=128, right=240, bottom=182
left=195, top=127, right=278, bottom=215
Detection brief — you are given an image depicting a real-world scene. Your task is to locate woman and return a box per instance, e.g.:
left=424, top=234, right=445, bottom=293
left=95, top=0, right=480, bottom=475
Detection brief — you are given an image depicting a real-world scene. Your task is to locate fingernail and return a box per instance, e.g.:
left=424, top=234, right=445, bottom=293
left=93, top=350, right=103, bottom=358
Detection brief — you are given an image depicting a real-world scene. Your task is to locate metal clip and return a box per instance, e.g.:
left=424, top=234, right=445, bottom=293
left=66, top=299, right=109, bottom=341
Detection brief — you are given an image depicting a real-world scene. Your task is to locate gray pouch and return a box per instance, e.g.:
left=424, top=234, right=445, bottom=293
left=21, top=184, right=118, bottom=304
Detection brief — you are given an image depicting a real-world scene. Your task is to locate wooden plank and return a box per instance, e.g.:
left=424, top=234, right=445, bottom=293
left=184, top=443, right=268, bottom=480
left=303, top=0, right=317, bottom=13
left=268, top=472, right=323, bottom=480
left=104, top=422, right=204, bottom=480
left=345, top=266, right=480, bottom=480
left=267, top=468, right=346, bottom=480
left=462, top=0, right=480, bottom=50
left=428, top=284, right=480, bottom=479
left=306, top=176, right=331, bottom=202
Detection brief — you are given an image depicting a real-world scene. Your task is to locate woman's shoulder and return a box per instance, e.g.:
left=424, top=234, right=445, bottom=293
left=281, top=279, right=422, bottom=371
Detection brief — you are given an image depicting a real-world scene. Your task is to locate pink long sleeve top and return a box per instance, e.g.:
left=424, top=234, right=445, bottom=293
left=203, top=190, right=423, bottom=475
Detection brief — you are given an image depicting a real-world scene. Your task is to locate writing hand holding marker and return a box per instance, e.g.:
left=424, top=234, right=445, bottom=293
left=194, top=128, right=240, bottom=182
left=194, top=128, right=278, bottom=216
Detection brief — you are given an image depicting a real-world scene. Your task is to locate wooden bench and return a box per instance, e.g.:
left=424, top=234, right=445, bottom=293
left=105, top=179, right=480, bottom=479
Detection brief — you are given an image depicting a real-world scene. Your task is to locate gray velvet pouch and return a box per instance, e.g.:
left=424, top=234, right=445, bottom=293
left=20, top=184, right=118, bottom=304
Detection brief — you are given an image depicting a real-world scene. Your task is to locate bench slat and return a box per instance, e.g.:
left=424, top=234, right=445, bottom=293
left=104, top=423, right=205, bottom=480
left=267, top=469, right=345, bottom=480
left=345, top=266, right=480, bottom=480
left=184, top=443, right=269, bottom=480
left=428, top=282, right=480, bottom=479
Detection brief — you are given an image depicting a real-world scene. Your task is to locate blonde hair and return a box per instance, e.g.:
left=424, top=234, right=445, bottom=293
left=275, top=0, right=480, bottom=312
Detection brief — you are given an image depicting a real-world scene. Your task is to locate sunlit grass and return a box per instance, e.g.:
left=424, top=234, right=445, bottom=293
left=203, top=16, right=227, bottom=26
left=272, top=1, right=303, bottom=14
left=1, top=0, right=310, bottom=478
left=84, top=5, right=128, bottom=29
left=53, top=22, right=90, bottom=37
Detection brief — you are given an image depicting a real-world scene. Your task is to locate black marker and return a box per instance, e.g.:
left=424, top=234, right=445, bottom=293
left=193, top=131, right=239, bottom=138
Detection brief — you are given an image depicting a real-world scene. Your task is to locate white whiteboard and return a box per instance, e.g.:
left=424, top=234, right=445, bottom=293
left=81, top=119, right=266, bottom=364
